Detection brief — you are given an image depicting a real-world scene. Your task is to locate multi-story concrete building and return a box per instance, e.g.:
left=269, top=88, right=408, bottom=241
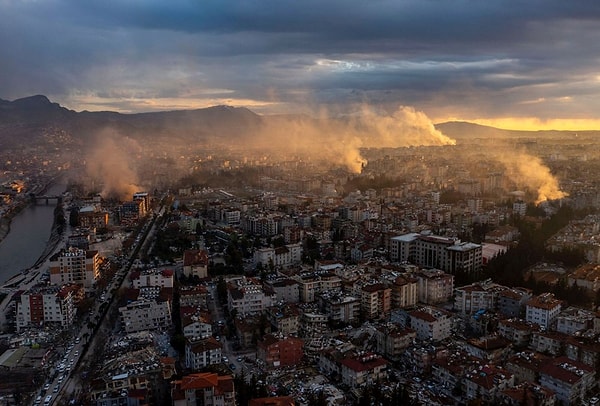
left=408, top=306, right=453, bottom=341
left=415, top=269, right=454, bottom=305
left=497, top=287, right=532, bottom=318
left=318, top=292, right=360, bottom=324
left=464, top=364, right=515, bottom=404
left=226, top=276, right=275, bottom=316
left=257, top=334, right=304, bottom=368
left=539, top=356, right=595, bottom=406
left=179, top=285, right=209, bottom=308
left=360, top=283, right=392, bottom=320
left=171, top=372, right=235, bottom=406
left=182, top=249, right=209, bottom=279
left=15, top=284, right=81, bottom=332
left=118, top=288, right=172, bottom=333
left=131, top=268, right=174, bottom=288
left=184, top=337, right=223, bottom=370
left=253, top=243, right=303, bottom=269
left=374, top=324, right=416, bottom=361
left=340, top=352, right=387, bottom=388
left=264, top=278, right=300, bottom=303
left=454, top=280, right=507, bottom=314
left=78, top=206, right=109, bottom=229
left=391, top=275, right=418, bottom=308
left=266, top=304, right=300, bottom=336
left=49, top=247, right=101, bottom=290
left=555, top=307, right=595, bottom=335
left=390, top=232, right=482, bottom=274
left=526, top=293, right=562, bottom=329
left=294, top=271, right=342, bottom=303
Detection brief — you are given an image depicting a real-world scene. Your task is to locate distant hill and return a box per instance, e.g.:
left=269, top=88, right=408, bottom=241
left=435, top=120, right=600, bottom=141
left=0, top=95, right=264, bottom=148
left=1, top=95, right=597, bottom=151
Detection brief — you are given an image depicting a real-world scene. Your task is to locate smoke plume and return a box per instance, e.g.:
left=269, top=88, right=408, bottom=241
left=493, top=149, right=568, bottom=204
left=256, top=104, right=456, bottom=173
left=85, top=128, right=142, bottom=200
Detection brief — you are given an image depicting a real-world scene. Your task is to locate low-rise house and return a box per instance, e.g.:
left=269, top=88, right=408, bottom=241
left=182, top=249, right=209, bottom=279
left=171, top=372, right=235, bottom=406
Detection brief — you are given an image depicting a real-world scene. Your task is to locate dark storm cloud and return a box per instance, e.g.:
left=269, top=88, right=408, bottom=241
left=2, top=0, right=600, bottom=121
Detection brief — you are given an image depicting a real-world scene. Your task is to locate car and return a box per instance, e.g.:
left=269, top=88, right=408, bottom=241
left=229, top=363, right=236, bottom=370
left=43, top=383, right=50, bottom=391
left=236, top=357, right=243, bottom=362
left=53, top=386, right=59, bottom=393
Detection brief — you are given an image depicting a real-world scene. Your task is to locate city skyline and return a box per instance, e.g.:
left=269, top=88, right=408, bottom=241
left=3, top=1, right=600, bottom=130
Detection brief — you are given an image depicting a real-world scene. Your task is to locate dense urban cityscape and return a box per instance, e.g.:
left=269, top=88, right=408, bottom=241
left=3, top=1, right=600, bottom=406
left=0, top=94, right=599, bottom=406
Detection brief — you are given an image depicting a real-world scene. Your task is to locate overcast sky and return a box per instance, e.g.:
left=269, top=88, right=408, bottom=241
left=2, top=0, right=600, bottom=129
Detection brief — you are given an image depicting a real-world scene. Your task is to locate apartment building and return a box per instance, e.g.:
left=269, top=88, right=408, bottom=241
left=184, top=338, right=223, bottom=371
left=416, top=269, right=454, bottom=305
left=49, top=247, right=101, bottom=290
left=408, top=306, right=453, bottom=341
left=526, top=293, right=562, bottom=329
left=15, top=284, right=81, bottom=332
left=454, top=280, right=507, bottom=314
left=391, top=275, right=418, bottom=308
left=227, top=277, right=275, bottom=316
left=359, top=283, right=392, bottom=320
left=131, top=268, right=174, bottom=289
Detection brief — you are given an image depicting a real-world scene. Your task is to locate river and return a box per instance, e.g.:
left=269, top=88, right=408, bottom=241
left=0, top=182, right=66, bottom=284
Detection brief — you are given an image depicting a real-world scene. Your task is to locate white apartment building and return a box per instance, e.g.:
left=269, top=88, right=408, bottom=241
left=253, top=242, right=303, bottom=268
left=183, top=320, right=213, bottom=342
left=454, top=280, right=507, bottom=314
left=131, top=268, right=174, bottom=288
left=119, top=289, right=172, bottom=333
left=526, top=293, right=562, bottom=329
left=49, top=247, right=100, bottom=290
left=226, top=277, right=275, bottom=316
left=16, top=284, right=79, bottom=332
left=184, top=338, right=223, bottom=370
left=408, top=306, right=453, bottom=341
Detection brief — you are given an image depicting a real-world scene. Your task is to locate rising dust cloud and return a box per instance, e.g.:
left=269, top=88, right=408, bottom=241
left=81, top=104, right=566, bottom=205
left=85, top=129, right=142, bottom=200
